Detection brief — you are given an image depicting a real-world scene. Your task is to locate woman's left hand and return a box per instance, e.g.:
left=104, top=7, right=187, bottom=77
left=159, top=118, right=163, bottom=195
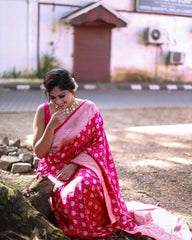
left=57, top=163, right=79, bottom=181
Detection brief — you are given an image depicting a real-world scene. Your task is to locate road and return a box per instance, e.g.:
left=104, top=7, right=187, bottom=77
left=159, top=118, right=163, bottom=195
left=0, top=89, right=191, bottom=112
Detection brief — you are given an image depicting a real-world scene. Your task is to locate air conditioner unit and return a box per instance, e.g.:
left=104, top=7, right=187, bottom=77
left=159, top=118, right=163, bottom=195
left=167, top=51, right=185, bottom=65
left=145, top=27, right=165, bottom=45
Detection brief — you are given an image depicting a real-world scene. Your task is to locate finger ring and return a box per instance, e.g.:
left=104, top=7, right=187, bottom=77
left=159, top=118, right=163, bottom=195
left=66, top=177, right=69, bottom=181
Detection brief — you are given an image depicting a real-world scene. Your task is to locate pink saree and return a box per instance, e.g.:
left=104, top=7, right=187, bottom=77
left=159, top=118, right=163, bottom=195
left=36, top=100, right=192, bottom=240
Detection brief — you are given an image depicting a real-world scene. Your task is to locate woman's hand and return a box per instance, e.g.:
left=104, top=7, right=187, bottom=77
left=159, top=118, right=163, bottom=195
left=57, top=163, right=79, bottom=181
left=49, top=109, right=66, bottom=129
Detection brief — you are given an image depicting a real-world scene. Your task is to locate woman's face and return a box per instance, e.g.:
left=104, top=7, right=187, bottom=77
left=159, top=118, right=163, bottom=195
left=49, top=86, right=74, bottom=109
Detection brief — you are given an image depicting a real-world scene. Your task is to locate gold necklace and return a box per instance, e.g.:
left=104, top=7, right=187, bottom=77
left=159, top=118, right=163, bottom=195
left=64, top=99, right=79, bottom=117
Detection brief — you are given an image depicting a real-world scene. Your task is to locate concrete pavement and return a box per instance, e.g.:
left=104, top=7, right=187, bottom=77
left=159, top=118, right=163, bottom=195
left=0, top=89, right=191, bottom=112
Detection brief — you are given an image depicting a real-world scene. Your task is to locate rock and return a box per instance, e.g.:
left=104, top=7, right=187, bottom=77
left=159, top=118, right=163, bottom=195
left=11, top=163, right=32, bottom=174
left=7, top=146, right=18, bottom=155
left=0, top=145, right=7, bottom=156
left=0, top=138, right=35, bottom=175
left=19, top=152, right=34, bottom=165
left=33, top=157, right=40, bottom=169
left=8, top=151, right=18, bottom=156
left=25, top=145, right=33, bottom=152
left=0, top=155, right=20, bottom=171
left=0, top=231, right=30, bottom=240
left=23, top=175, right=55, bottom=222
left=18, top=147, right=31, bottom=155
left=1, top=136, right=9, bottom=146
left=0, top=183, right=69, bottom=239
left=9, top=138, right=21, bottom=148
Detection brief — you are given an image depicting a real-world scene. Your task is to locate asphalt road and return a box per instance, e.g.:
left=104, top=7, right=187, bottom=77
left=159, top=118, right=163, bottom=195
left=0, top=89, right=191, bottom=112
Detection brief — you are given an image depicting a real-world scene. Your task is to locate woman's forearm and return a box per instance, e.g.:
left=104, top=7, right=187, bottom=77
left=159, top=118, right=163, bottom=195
left=33, top=123, right=55, bottom=158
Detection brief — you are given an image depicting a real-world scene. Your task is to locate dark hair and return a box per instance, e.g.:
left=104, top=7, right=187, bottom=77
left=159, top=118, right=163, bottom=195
left=43, top=68, right=78, bottom=100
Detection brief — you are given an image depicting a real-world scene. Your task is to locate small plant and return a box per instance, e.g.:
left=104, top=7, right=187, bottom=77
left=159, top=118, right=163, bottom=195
left=36, top=54, right=59, bottom=78
left=0, top=54, right=59, bottom=79
left=1, top=67, right=22, bottom=79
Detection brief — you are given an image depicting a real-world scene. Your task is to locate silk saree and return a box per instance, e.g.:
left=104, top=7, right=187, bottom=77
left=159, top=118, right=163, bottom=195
left=36, top=100, right=192, bottom=240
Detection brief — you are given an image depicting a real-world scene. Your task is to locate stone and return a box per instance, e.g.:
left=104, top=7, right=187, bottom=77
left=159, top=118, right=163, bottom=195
left=24, top=145, right=33, bottom=152
left=0, top=145, right=7, bottom=156
left=18, top=147, right=31, bottom=155
left=7, top=146, right=18, bottom=155
left=11, top=163, right=32, bottom=174
left=23, top=175, right=55, bottom=218
left=19, top=152, right=34, bottom=165
left=8, top=151, right=17, bottom=156
left=0, top=155, right=20, bottom=171
left=9, top=139, right=21, bottom=148
left=0, top=183, right=69, bottom=240
left=33, top=157, right=40, bottom=169
left=1, top=136, right=9, bottom=146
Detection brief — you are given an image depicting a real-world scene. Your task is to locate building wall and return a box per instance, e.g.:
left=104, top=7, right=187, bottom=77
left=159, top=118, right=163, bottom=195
left=38, top=3, right=75, bottom=71
left=0, top=0, right=29, bottom=71
left=111, top=11, right=192, bottom=83
left=0, top=0, right=192, bottom=83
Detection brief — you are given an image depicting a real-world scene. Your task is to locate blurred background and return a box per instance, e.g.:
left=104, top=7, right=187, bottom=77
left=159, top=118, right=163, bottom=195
left=1, top=0, right=192, bottom=85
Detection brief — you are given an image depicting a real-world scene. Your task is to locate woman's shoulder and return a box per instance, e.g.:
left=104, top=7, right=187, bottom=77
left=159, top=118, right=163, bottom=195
left=35, top=103, right=50, bottom=118
left=36, top=103, right=46, bottom=112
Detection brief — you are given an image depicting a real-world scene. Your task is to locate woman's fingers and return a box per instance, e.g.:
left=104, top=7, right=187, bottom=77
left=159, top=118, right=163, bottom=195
left=50, top=109, right=66, bottom=128
left=57, top=163, right=79, bottom=181
left=57, top=168, right=70, bottom=181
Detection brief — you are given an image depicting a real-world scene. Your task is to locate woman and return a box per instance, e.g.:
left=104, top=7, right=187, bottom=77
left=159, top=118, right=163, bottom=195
left=33, top=68, right=191, bottom=240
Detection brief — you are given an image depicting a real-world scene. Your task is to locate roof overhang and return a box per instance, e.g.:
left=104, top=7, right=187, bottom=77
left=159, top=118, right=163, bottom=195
left=61, top=1, right=127, bottom=28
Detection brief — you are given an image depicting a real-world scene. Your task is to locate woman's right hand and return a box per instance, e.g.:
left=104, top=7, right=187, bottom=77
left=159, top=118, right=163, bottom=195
left=49, top=109, right=66, bottom=129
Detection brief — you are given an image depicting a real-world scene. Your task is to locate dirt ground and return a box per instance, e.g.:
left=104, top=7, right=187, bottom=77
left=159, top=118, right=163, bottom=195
left=0, top=107, right=192, bottom=230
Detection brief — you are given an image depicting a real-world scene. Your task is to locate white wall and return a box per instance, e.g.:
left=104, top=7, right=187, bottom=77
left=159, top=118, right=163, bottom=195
left=39, top=4, right=75, bottom=72
left=102, top=0, right=135, bottom=11
left=111, top=11, right=192, bottom=82
left=0, top=0, right=28, bottom=72
left=0, top=0, right=89, bottom=74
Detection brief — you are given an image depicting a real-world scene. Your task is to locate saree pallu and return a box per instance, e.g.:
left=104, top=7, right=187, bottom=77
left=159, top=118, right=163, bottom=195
left=36, top=100, right=192, bottom=240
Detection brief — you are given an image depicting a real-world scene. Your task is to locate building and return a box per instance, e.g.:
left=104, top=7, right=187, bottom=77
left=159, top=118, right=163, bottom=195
left=1, top=0, right=192, bottom=83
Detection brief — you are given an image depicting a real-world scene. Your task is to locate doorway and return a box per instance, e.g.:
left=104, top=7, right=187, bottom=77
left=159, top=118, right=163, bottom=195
left=73, top=22, right=112, bottom=82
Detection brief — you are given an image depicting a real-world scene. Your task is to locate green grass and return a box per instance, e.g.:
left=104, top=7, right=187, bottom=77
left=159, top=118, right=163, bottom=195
left=0, top=54, right=59, bottom=79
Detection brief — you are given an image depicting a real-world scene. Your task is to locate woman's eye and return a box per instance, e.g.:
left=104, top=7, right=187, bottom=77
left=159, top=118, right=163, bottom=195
left=50, top=96, right=55, bottom=100
left=59, top=95, right=65, bottom=99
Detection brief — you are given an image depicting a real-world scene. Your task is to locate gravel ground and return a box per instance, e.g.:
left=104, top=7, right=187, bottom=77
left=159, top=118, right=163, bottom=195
left=0, top=107, right=192, bottom=231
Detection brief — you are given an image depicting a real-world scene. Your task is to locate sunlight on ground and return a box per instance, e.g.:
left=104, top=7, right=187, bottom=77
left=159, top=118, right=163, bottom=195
left=127, top=124, right=192, bottom=135
left=24, top=134, right=33, bottom=145
left=132, top=159, right=171, bottom=168
left=107, top=124, right=192, bottom=150
left=166, top=157, right=192, bottom=165
left=132, top=157, right=192, bottom=168
left=160, top=142, right=187, bottom=148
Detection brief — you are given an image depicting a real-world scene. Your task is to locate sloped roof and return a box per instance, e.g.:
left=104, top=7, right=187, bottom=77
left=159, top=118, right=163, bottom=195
left=61, top=1, right=127, bottom=27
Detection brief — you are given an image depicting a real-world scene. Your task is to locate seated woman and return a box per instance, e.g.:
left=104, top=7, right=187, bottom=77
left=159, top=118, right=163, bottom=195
left=33, top=68, right=191, bottom=240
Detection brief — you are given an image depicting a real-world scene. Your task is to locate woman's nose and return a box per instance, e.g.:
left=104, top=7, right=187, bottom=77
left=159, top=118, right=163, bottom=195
left=55, top=97, right=62, bottom=105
